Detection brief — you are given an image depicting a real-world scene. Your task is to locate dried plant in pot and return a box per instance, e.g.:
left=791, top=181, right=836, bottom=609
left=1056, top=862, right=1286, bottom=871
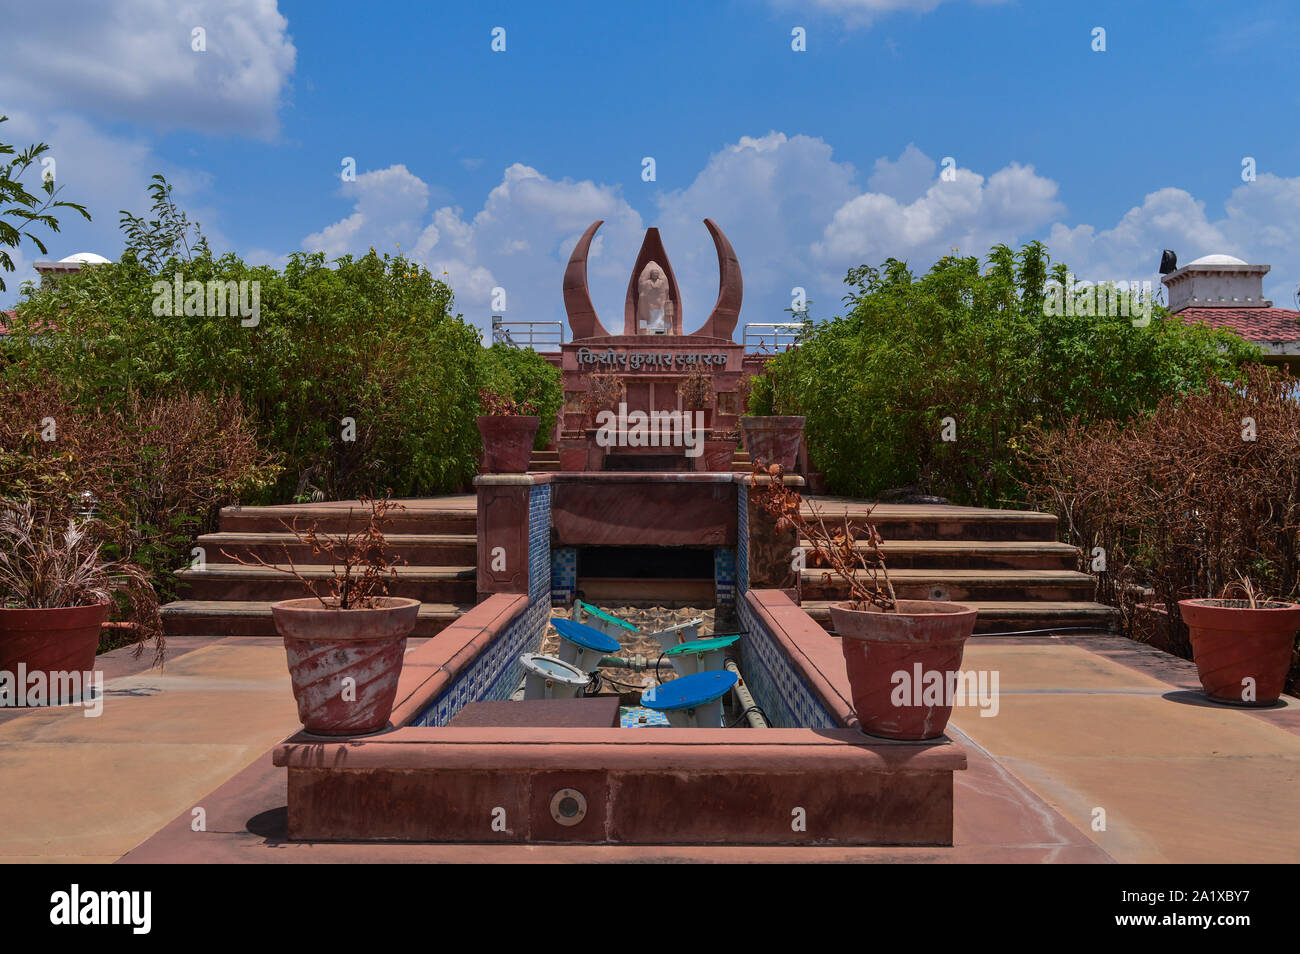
left=231, top=493, right=419, bottom=735
left=1179, top=576, right=1300, bottom=706
left=676, top=363, right=715, bottom=429
left=476, top=388, right=540, bottom=474
left=581, top=372, right=626, bottom=471
left=752, top=465, right=977, bottom=739
left=0, top=500, right=162, bottom=705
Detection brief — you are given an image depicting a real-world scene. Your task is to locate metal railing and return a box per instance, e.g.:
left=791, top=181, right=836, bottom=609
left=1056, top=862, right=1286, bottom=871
left=742, top=320, right=808, bottom=354
left=491, top=315, right=566, bottom=351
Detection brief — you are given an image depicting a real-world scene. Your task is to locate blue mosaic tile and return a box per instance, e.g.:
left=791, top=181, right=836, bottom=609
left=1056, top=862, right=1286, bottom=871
left=737, top=595, right=837, bottom=730
left=620, top=706, right=670, bottom=728
left=412, top=593, right=549, bottom=727
left=714, top=547, right=737, bottom=614
left=551, top=546, right=577, bottom=605
left=737, top=483, right=749, bottom=594
left=527, top=483, right=551, bottom=603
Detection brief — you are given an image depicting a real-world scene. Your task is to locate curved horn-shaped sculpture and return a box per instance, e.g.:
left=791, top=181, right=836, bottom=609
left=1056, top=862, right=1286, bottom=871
left=563, top=220, right=611, bottom=340
left=692, top=218, right=743, bottom=340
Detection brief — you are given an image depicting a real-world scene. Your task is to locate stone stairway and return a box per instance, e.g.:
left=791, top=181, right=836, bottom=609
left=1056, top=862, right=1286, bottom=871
left=160, top=494, right=1113, bottom=639
left=528, top=448, right=561, bottom=471
left=160, top=498, right=478, bottom=638
left=797, top=500, right=1117, bottom=635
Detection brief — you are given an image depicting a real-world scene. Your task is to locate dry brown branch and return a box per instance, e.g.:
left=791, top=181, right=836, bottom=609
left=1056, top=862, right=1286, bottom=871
left=222, top=491, right=407, bottom=609
left=750, top=462, right=896, bottom=611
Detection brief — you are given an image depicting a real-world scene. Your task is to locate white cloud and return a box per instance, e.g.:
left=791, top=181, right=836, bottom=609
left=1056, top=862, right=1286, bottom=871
left=0, top=110, right=224, bottom=307
left=302, top=162, right=646, bottom=336
left=654, top=132, right=860, bottom=328
left=292, top=138, right=1300, bottom=339
left=303, top=165, right=431, bottom=259
left=866, top=143, right=934, bottom=204
left=0, top=0, right=295, bottom=137
left=1046, top=177, right=1300, bottom=308
left=815, top=158, right=1064, bottom=271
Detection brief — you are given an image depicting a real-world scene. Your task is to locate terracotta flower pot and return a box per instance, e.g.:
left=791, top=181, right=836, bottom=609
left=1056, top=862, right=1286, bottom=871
left=830, top=600, right=979, bottom=740
left=271, top=596, right=421, bottom=735
left=584, top=427, right=608, bottom=471
left=559, top=438, right=588, bottom=472
left=741, top=415, right=805, bottom=470
left=699, top=439, right=736, bottom=472
left=0, top=602, right=108, bottom=705
left=477, top=415, right=540, bottom=473
left=1178, top=598, right=1300, bottom=705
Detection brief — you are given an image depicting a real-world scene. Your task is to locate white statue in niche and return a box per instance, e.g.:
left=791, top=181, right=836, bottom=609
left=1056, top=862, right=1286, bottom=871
left=637, top=262, right=671, bottom=334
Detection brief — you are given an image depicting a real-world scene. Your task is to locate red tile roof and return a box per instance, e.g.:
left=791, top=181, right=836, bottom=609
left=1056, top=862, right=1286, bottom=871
left=0, top=310, right=14, bottom=336
left=1176, top=306, right=1300, bottom=344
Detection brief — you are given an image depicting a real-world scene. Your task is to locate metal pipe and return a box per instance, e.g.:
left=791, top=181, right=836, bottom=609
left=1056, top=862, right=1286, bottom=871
left=724, top=658, right=768, bottom=728
left=597, top=654, right=673, bottom=671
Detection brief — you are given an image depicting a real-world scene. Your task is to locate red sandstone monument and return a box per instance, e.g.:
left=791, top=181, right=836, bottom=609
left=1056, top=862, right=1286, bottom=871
left=558, top=219, right=746, bottom=468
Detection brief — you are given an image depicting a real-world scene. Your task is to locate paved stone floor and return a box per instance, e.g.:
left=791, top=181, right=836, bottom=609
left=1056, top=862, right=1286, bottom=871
left=952, top=637, right=1300, bottom=864
left=2, top=630, right=1297, bottom=863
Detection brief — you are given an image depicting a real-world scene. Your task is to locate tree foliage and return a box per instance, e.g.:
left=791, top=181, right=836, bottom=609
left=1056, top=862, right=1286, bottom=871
left=0, top=116, right=91, bottom=293
left=6, top=177, right=498, bottom=501
left=765, top=242, right=1262, bottom=505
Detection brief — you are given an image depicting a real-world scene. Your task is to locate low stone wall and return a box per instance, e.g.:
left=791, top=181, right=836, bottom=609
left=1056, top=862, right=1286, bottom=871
left=392, top=594, right=547, bottom=728
left=273, top=588, right=965, bottom=845
left=278, top=727, right=964, bottom=844
left=271, top=476, right=967, bottom=846
left=738, top=589, right=847, bottom=729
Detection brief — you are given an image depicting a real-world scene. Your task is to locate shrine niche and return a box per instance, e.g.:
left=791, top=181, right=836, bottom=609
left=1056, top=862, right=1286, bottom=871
left=557, top=219, right=747, bottom=470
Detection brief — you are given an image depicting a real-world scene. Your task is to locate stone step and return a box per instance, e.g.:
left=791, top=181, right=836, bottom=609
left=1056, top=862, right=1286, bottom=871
left=800, top=568, right=1095, bottom=603
left=176, top=564, right=477, bottom=603
left=160, top=600, right=471, bottom=638
left=800, top=599, right=1119, bottom=635
left=218, top=503, right=476, bottom=534
left=801, top=539, right=1080, bottom=570
left=196, top=531, right=478, bottom=566
left=801, top=502, right=1059, bottom=542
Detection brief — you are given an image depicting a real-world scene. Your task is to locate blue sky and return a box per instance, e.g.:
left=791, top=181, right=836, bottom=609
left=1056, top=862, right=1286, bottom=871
left=3, top=0, right=1299, bottom=333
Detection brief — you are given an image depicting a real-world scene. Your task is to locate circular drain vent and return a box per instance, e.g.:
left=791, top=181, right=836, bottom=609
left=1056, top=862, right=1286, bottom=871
left=549, top=788, right=588, bottom=826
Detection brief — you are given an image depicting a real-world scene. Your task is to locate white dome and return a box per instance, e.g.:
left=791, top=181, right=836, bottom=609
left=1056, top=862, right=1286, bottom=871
left=1186, top=253, right=1247, bottom=266
left=58, top=252, right=110, bottom=264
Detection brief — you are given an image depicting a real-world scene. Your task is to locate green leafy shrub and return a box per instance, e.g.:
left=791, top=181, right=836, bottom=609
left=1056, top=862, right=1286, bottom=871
left=766, top=242, right=1261, bottom=505
left=479, top=343, right=562, bottom=448
left=744, top=373, right=775, bottom=416
left=5, top=176, right=490, bottom=501
left=6, top=248, right=486, bottom=501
